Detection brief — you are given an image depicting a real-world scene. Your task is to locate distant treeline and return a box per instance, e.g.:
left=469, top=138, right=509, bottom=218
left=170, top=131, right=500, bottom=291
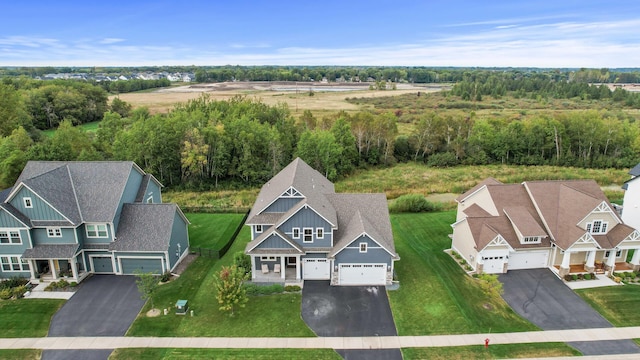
left=2, top=66, right=640, bottom=84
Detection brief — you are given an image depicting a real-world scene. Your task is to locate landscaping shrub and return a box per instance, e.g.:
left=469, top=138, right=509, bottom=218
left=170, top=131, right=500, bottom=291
left=233, top=251, right=252, bottom=275
left=476, top=274, right=503, bottom=298
left=631, top=272, right=637, bottom=279
left=244, top=283, right=284, bottom=296
left=589, top=272, right=596, bottom=279
left=426, top=152, right=459, bottom=167
left=451, top=251, right=458, bottom=257
left=625, top=272, right=633, bottom=278
left=0, top=288, right=12, bottom=300
left=584, top=273, right=592, bottom=280
left=577, top=273, right=583, bottom=280
left=160, top=271, right=172, bottom=282
left=564, top=274, right=573, bottom=281
left=12, top=285, right=27, bottom=298
left=388, top=194, right=442, bottom=213
left=460, top=259, right=467, bottom=265
left=284, top=285, right=301, bottom=292
left=0, top=277, right=29, bottom=290
left=57, top=279, right=69, bottom=288
left=571, top=274, right=578, bottom=281
left=464, top=265, right=473, bottom=271
left=69, top=281, right=78, bottom=287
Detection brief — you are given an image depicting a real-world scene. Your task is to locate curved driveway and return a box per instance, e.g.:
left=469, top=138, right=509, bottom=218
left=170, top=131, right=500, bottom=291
left=500, top=269, right=640, bottom=355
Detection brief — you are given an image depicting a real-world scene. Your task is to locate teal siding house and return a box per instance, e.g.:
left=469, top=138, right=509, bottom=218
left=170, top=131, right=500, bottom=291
left=245, top=158, right=399, bottom=286
left=0, top=161, right=190, bottom=283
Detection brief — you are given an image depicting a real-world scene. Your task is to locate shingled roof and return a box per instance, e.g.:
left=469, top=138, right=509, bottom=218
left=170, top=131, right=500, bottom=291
left=110, top=203, right=187, bottom=252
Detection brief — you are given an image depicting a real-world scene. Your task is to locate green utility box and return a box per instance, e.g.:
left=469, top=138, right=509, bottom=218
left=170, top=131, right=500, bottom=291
left=175, top=300, right=189, bottom=315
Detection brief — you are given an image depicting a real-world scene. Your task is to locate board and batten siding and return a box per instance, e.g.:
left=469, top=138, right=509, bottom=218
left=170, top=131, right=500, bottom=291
left=32, top=227, right=76, bottom=245
left=279, top=207, right=332, bottom=248
left=0, top=230, right=30, bottom=255
left=333, top=235, right=392, bottom=266
left=0, top=209, right=27, bottom=228
left=113, top=167, right=144, bottom=231
left=143, top=179, right=162, bottom=204
left=264, top=198, right=300, bottom=213
left=9, top=187, right=66, bottom=222
left=255, top=233, right=294, bottom=249
left=167, top=210, right=189, bottom=270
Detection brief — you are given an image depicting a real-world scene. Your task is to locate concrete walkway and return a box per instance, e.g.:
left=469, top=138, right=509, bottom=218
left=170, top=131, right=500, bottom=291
left=23, top=283, right=75, bottom=300
left=2, top=326, right=640, bottom=351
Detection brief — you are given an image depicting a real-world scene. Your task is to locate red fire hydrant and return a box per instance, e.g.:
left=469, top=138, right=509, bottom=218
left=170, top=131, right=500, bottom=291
left=484, top=338, right=490, bottom=349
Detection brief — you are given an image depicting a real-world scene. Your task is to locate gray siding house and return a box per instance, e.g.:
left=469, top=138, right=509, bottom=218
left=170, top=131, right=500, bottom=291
left=245, top=158, right=399, bottom=286
left=0, top=161, right=190, bottom=283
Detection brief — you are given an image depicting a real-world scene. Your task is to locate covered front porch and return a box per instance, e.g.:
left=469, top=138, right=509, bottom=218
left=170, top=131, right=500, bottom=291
left=552, top=246, right=640, bottom=277
left=249, top=253, right=303, bottom=285
left=22, top=244, right=89, bottom=284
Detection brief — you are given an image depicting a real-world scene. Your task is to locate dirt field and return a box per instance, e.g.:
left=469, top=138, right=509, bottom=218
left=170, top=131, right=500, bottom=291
left=112, top=81, right=445, bottom=115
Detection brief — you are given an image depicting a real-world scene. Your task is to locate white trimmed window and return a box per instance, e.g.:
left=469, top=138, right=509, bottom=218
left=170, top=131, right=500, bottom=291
left=1, top=256, right=29, bottom=271
left=255, top=225, right=263, bottom=233
left=303, top=228, right=313, bottom=243
left=359, top=242, right=368, bottom=253
left=47, top=227, right=62, bottom=238
left=587, top=220, right=608, bottom=234
left=0, top=231, right=21, bottom=244
left=316, top=228, right=324, bottom=239
left=292, top=228, right=300, bottom=239
left=605, top=250, right=622, bottom=258
left=260, top=256, right=276, bottom=261
left=23, top=197, right=32, bottom=208
left=523, top=236, right=540, bottom=243
left=86, top=224, right=108, bottom=238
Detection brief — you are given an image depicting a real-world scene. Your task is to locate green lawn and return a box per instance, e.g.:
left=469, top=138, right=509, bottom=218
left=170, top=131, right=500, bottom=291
left=0, top=299, right=64, bottom=337
left=402, top=343, right=581, bottom=359
left=388, top=212, right=538, bottom=335
left=127, top=226, right=314, bottom=337
left=0, top=349, right=41, bottom=360
left=185, top=213, right=245, bottom=249
left=577, top=285, right=640, bottom=327
left=110, top=348, right=341, bottom=359
left=42, top=121, right=100, bottom=137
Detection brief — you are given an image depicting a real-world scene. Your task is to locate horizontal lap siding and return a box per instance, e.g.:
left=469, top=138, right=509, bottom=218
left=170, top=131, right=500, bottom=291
left=0, top=230, right=30, bottom=255
left=32, top=228, right=76, bottom=244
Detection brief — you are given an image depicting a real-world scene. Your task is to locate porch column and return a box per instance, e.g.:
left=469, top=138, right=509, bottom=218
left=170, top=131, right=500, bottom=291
left=70, top=257, right=78, bottom=280
left=631, top=249, right=640, bottom=272
left=49, top=259, right=57, bottom=280
left=280, top=256, right=285, bottom=280
left=559, top=251, right=571, bottom=277
left=296, top=255, right=301, bottom=280
left=27, top=259, right=36, bottom=281
left=585, top=251, right=596, bottom=273
left=250, top=256, right=256, bottom=280
left=606, top=251, right=616, bottom=274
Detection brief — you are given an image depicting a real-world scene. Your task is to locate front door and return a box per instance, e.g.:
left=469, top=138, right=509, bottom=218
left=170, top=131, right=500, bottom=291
left=286, top=256, right=296, bottom=268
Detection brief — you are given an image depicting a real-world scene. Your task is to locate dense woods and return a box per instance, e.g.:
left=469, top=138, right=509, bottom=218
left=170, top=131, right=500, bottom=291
left=1, top=67, right=640, bottom=191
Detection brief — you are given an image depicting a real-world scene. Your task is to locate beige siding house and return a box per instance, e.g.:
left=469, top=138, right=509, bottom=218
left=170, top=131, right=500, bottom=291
left=451, top=178, right=640, bottom=277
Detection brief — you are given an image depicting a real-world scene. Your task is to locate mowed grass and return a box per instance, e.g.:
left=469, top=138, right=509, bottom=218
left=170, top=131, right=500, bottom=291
left=576, top=285, right=640, bottom=327
left=388, top=212, right=537, bottom=335
left=127, top=224, right=314, bottom=337
left=185, top=213, right=245, bottom=249
left=402, top=343, right=581, bottom=359
left=0, top=299, right=64, bottom=337
left=110, top=348, right=341, bottom=359
left=0, top=350, right=41, bottom=360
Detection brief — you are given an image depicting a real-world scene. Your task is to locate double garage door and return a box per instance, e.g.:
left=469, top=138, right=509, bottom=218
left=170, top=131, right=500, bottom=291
left=303, top=258, right=330, bottom=280
left=508, top=250, right=550, bottom=270
left=120, top=258, right=164, bottom=275
left=338, top=264, right=386, bottom=285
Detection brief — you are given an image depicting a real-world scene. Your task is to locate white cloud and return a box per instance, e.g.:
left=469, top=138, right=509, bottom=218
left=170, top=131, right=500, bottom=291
left=100, top=38, right=125, bottom=44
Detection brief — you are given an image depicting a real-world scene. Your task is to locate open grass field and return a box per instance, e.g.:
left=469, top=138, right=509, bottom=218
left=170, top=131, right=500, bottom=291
left=110, top=348, right=342, bottom=360
left=127, top=224, right=315, bottom=337
left=185, top=213, right=245, bottom=249
left=0, top=299, right=64, bottom=338
left=389, top=212, right=537, bottom=335
left=576, top=285, right=640, bottom=327
left=402, top=343, right=581, bottom=359
left=0, top=350, right=41, bottom=360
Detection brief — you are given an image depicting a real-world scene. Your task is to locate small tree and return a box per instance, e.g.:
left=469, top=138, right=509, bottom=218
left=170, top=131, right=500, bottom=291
left=134, top=271, right=160, bottom=309
left=215, top=265, right=249, bottom=315
left=233, top=251, right=251, bottom=276
left=477, top=273, right=503, bottom=299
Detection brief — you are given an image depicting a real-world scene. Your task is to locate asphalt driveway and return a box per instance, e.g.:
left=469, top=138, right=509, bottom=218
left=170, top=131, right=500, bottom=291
left=48, top=275, right=145, bottom=337
left=301, top=281, right=401, bottom=360
left=500, top=269, right=640, bottom=355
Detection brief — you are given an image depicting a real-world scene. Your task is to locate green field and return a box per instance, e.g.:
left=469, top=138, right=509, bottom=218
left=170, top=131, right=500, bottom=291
left=110, top=348, right=342, bottom=360
left=0, top=299, right=64, bottom=337
left=388, top=212, right=537, bottom=335
left=185, top=213, right=245, bottom=249
left=402, top=343, right=581, bottom=359
left=577, top=285, right=640, bottom=327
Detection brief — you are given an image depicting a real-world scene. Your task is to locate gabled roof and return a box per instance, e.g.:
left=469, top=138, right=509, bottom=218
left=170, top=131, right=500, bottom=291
left=247, top=158, right=336, bottom=226
left=245, top=227, right=304, bottom=254
left=456, top=177, right=502, bottom=202
left=0, top=203, right=31, bottom=227
left=327, top=194, right=397, bottom=258
left=110, top=203, right=187, bottom=252
left=629, top=163, right=640, bottom=177
left=503, top=206, right=547, bottom=237
left=11, top=161, right=150, bottom=224
left=22, top=244, right=79, bottom=259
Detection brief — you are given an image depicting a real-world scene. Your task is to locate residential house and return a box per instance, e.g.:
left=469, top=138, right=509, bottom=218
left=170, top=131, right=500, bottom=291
left=622, top=163, right=640, bottom=231
left=0, top=161, right=190, bottom=283
left=244, top=158, right=399, bottom=286
left=451, top=178, right=640, bottom=276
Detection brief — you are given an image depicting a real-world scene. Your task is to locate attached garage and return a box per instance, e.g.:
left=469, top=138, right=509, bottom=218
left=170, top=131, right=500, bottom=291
left=338, top=263, right=386, bottom=285
left=91, top=256, right=114, bottom=273
left=302, top=258, right=330, bottom=280
left=508, top=250, right=550, bottom=270
left=480, top=255, right=505, bottom=274
left=120, top=258, right=164, bottom=275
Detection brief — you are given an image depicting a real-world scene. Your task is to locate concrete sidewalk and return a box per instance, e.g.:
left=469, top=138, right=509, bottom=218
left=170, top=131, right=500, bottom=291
left=2, top=326, right=640, bottom=350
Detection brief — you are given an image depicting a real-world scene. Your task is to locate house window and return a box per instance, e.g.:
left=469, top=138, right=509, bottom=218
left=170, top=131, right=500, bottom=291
left=605, top=250, right=622, bottom=258
left=303, top=228, right=313, bottom=243
left=47, top=227, right=62, bottom=238
left=523, top=236, right=540, bottom=243
left=0, top=256, right=29, bottom=272
left=23, top=197, right=32, bottom=208
left=260, top=256, right=277, bottom=261
left=86, top=224, right=108, bottom=238
left=587, top=220, right=608, bottom=234
left=316, top=228, right=324, bottom=239
left=359, top=242, right=368, bottom=253
left=146, top=196, right=153, bottom=204
left=292, top=228, right=300, bottom=239
left=255, top=225, right=263, bottom=233
left=0, top=231, right=21, bottom=244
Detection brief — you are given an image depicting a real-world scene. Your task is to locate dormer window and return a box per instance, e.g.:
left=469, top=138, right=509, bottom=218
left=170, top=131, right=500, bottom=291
left=255, top=225, right=263, bottom=233
left=523, top=236, right=540, bottom=244
left=587, top=220, right=608, bottom=234
left=23, top=197, right=32, bottom=208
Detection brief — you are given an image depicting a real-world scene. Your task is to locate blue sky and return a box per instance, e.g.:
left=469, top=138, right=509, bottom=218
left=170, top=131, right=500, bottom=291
left=1, top=1, right=639, bottom=67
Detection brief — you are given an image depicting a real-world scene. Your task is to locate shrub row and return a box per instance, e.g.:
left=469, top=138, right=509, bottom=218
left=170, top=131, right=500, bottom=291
left=389, top=194, right=442, bottom=213
left=564, top=273, right=596, bottom=281
left=613, top=271, right=637, bottom=279
left=243, top=283, right=301, bottom=296
left=44, top=279, right=77, bottom=291
left=0, top=285, right=27, bottom=300
left=0, top=277, right=29, bottom=290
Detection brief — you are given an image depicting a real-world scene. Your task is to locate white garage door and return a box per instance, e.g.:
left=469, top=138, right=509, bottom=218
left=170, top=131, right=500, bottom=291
left=338, top=264, right=386, bottom=285
left=481, top=255, right=505, bottom=274
left=508, top=250, right=549, bottom=270
left=303, top=258, right=330, bottom=280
